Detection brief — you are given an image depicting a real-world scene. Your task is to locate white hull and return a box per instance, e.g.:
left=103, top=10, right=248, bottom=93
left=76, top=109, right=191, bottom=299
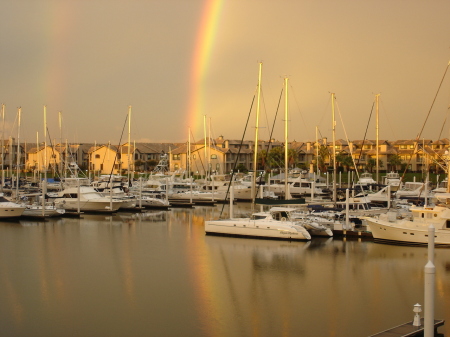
left=57, top=200, right=122, bottom=212
left=366, top=217, right=450, bottom=246
left=0, top=206, right=26, bottom=218
left=205, top=218, right=311, bottom=241
left=22, top=207, right=64, bottom=217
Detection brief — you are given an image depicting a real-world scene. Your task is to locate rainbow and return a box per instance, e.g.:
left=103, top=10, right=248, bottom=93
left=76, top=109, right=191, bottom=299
left=186, top=0, right=224, bottom=137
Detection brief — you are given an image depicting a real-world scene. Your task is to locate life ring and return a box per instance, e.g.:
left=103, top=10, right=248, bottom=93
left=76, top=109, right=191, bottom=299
left=281, top=217, right=286, bottom=222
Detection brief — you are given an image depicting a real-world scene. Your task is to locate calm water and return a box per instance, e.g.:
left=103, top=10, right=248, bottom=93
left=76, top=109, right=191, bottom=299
left=0, top=203, right=449, bottom=337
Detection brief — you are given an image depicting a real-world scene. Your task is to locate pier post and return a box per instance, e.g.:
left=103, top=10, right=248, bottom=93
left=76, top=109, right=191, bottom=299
left=229, top=181, right=234, bottom=218
left=387, top=185, right=391, bottom=209
left=424, top=225, right=436, bottom=337
left=424, top=261, right=435, bottom=337
left=428, top=225, right=435, bottom=264
left=345, top=188, right=349, bottom=229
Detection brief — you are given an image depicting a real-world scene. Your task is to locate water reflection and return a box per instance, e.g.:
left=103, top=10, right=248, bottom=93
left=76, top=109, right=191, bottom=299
left=0, top=204, right=449, bottom=337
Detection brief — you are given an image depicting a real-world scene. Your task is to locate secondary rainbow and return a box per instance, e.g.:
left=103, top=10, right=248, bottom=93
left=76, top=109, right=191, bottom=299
left=186, top=0, right=224, bottom=137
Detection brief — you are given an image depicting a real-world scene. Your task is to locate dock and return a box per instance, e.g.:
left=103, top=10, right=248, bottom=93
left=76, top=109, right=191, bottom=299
left=369, top=318, right=444, bottom=336
left=333, top=229, right=373, bottom=239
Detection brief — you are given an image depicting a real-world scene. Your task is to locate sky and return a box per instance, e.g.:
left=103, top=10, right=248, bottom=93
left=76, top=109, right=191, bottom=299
left=1, top=0, right=450, bottom=145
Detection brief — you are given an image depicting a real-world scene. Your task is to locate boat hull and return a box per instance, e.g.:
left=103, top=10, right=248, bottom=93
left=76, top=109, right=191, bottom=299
left=0, top=206, right=26, bottom=218
left=366, top=218, right=450, bottom=246
left=56, top=200, right=122, bottom=212
left=205, top=219, right=311, bottom=241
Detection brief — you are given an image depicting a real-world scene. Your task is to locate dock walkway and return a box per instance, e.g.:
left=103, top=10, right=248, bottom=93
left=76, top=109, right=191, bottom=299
left=369, top=318, right=444, bottom=336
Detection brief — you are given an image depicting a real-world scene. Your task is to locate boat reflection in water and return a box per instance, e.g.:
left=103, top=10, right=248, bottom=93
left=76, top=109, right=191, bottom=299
left=0, top=203, right=448, bottom=337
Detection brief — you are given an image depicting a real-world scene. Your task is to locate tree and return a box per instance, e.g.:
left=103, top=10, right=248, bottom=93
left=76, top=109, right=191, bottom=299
left=387, top=154, right=402, bottom=171
left=336, top=153, right=354, bottom=172
left=146, top=159, right=158, bottom=171
left=268, top=147, right=285, bottom=169
left=366, top=157, right=384, bottom=173
left=317, top=145, right=330, bottom=173
left=235, top=163, right=248, bottom=173
left=257, top=149, right=268, bottom=170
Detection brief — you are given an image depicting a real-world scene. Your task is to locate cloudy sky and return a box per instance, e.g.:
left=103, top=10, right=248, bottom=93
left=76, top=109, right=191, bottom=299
left=1, top=0, right=450, bottom=145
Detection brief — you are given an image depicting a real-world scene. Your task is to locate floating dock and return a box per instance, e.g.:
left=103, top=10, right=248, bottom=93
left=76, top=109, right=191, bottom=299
left=369, top=318, right=444, bottom=336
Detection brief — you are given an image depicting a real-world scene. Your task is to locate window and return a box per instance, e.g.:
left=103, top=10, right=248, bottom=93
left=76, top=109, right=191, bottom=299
left=211, top=154, right=217, bottom=159
left=192, top=154, right=196, bottom=159
left=400, top=145, right=407, bottom=149
left=95, top=154, right=100, bottom=159
left=173, top=154, right=180, bottom=160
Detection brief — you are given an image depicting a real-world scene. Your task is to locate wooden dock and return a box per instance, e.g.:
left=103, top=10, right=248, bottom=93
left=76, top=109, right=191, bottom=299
left=369, top=318, right=444, bottom=336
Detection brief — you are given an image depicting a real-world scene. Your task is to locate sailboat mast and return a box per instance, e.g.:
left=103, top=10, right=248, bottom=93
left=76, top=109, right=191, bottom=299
left=59, top=111, right=63, bottom=177
left=208, top=117, right=211, bottom=174
left=16, top=107, right=21, bottom=197
left=331, top=93, right=337, bottom=203
left=128, top=105, right=132, bottom=183
left=376, top=94, right=380, bottom=184
left=188, top=128, right=191, bottom=179
left=252, top=62, right=262, bottom=204
left=1, top=104, right=4, bottom=191
left=284, top=77, right=289, bottom=200
left=204, top=115, right=208, bottom=178
left=315, top=126, right=319, bottom=174
left=44, top=106, right=47, bottom=180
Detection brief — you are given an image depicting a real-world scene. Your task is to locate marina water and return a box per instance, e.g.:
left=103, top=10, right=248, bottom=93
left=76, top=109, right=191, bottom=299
left=1, top=203, right=448, bottom=337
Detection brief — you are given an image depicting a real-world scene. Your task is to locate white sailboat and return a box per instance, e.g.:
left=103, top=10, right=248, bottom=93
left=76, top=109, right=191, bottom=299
left=205, top=64, right=311, bottom=241
left=205, top=206, right=311, bottom=241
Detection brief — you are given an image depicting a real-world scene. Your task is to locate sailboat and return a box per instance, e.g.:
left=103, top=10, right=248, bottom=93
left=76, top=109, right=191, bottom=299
left=205, top=66, right=310, bottom=241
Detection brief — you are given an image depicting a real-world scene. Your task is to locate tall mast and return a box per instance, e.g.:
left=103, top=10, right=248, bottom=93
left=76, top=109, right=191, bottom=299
left=128, top=105, right=132, bottom=183
left=284, top=77, right=289, bottom=200
left=16, top=107, right=21, bottom=197
left=331, top=93, right=337, bottom=204
left=252, top=62, right=262, bottom=204
left=36, top=132, right=40, bottom=181
left=44, top=106, right=47, bottom=179
left=59, top=111, right=63, bottom=177
left=204, top=115, right=208, bottom=178
left=188, top=128, right=191, bottom=179
left=315, top=126, right=319, bottom=174
left=1, top=104, right=4, bottom=191
left=208, top=117, right=211, bottom=174
left=376, top=94, right=380, bottom=184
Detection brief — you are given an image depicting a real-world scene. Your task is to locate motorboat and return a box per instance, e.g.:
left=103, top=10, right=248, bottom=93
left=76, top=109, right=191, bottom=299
left=382, top=172, right=401, bottom=191
left=365, top=203, right=450, bottom=246
left=50, top=180, right=124, bottom=213
left=432, top=177, right=448, bottom=194
left=198, top=175, right=252, bottom=201
left=205, top=207, right=311, bottom=241
left=356, top=172, right=376, bottom=186
left=0, top=194, right=26, bottom=218
left=288, top=209, right=334, bottom=237
left=21, top=204, right=65, bottom=218
left=395, top=181, right=430, bottom=199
